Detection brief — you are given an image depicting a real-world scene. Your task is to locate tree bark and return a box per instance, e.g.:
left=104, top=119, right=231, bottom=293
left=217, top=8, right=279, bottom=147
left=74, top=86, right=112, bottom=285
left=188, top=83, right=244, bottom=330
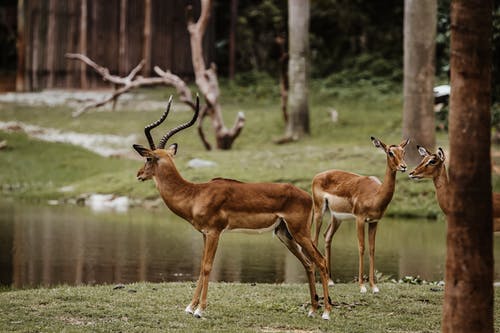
left=442, top=1, right=493, bottom=332
left=286, top=0, right=310, bottom=139
left=402, top=0, right=437, bottom=165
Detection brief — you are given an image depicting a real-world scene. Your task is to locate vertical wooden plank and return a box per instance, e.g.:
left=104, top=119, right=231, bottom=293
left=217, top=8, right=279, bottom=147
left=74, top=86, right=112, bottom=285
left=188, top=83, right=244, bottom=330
left=80, top=0, right=88, bottom=88
left=65, top=0, right=78, bottom=88
left=118, top=0, right=128, bottom=75
left=45, top=0, right=57, bottom=88
left=16, top=0, right=25, bottom=91
left=142, top=0, right=152, bottom=75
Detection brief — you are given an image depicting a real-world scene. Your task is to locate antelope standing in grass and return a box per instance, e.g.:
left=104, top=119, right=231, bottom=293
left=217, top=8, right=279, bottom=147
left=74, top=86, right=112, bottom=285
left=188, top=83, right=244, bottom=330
left=409, top=145, right=500, bottom=232
left=312, top=137, right=409, bottom=293
left=133, top=96, right=332, bottom=320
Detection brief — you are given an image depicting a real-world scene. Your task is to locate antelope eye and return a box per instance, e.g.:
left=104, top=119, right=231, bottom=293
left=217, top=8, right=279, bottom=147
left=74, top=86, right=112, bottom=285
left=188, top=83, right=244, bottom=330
left=428, top=159, right=436, bottom=165
left=146, top=157, right=153, bottom=162
left=388, top=151, right=394, bottom=157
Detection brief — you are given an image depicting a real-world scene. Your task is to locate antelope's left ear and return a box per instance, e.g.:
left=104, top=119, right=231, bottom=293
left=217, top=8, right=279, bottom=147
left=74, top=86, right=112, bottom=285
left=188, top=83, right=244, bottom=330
left=399, top=138, right=410, bottom=149
left=371, top=136, right=387, bottom=150
left=166, top=143, right=178, bottom=156
left=437, top=147, right=445, bottom=161
left=133, top=144, right=151, bottom=157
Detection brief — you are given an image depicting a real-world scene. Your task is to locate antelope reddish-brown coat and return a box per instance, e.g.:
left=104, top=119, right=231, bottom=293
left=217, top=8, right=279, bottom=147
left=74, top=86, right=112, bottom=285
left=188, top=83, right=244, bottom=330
left=312, top=137, right=409, bottom=293
left=133, top=97, right=332, bottom=320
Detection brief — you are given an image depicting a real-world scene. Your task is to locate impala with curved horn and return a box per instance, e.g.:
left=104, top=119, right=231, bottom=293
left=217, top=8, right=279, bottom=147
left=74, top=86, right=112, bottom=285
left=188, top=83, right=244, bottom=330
left=132, top=96, right=333, bottom=319
left=311, top=137, right=409, bottom=293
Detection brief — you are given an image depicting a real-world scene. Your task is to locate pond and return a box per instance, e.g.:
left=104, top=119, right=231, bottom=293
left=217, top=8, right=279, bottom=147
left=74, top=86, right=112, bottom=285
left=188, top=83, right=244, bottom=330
left=1, top=200, right=499, bottom=289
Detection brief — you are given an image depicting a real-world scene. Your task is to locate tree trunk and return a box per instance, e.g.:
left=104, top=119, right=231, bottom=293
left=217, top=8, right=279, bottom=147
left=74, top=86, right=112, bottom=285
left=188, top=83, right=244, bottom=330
left=442, top=1, right=493, bottom=332
left=286, top=0, right=310, bottom=139
left=16, top=0, right=25, bottom=92
left=402, top=0, right=437, bottom=165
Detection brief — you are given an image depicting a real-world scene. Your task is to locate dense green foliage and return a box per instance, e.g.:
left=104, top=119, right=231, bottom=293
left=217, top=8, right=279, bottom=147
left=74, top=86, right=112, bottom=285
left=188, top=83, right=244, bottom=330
left=214, top=0, right=500, bottom=101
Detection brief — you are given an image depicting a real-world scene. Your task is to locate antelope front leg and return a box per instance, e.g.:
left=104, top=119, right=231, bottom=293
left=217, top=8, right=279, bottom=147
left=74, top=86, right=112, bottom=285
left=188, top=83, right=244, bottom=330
left=186, top=231, right=220, bottom=318
left=368, top=222, right=379, bottom=293
left=185, top=234, right=207, bottom=315
left=356, top=218, right=367, bottom=293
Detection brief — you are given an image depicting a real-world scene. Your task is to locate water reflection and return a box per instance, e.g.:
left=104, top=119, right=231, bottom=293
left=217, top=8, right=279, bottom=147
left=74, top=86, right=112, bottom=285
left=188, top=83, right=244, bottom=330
left=1, top=201, right=499, bottom=289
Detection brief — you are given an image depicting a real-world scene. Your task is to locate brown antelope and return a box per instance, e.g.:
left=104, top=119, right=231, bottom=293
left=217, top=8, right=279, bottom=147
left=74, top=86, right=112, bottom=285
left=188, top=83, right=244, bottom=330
left=409, top=145, right=500, bottom=232
left=312, top=137, right=409, bottom=293
left=132, top=96, right=332, bottom=320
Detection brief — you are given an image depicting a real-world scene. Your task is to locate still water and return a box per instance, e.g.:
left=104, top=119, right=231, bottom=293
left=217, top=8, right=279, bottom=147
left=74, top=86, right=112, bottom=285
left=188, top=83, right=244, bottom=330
left=1, top=201, right=499, bottom=288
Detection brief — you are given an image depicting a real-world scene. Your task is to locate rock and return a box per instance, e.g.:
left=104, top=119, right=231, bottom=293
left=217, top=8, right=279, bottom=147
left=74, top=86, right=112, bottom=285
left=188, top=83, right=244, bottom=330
left=187, top=158, right=217, bottom=168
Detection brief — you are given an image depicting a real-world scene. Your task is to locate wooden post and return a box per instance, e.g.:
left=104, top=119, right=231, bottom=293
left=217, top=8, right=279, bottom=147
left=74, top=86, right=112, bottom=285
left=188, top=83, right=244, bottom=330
left=79, top=0, right=88, bottom=89
left=142, top=0, right=152, bottom=76
left=15, top=0, right=25, bottom=92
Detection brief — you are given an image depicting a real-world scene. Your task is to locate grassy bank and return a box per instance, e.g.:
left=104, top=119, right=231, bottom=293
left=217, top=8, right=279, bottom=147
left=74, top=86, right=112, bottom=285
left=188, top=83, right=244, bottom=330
left=3, top=281, right=499, bottom=332
left=0, top=82, right=466, bottom=218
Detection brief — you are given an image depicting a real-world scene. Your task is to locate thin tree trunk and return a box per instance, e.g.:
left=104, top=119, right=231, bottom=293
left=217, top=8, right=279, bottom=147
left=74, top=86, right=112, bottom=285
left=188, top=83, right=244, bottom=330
left=142, top=0, right=152, bottom=76
left=16, top=0, right=25, bottom=92
left=442, top=1, right=493, bottom=332
left=228, top=0, right=238, bottom=80
left=286, top=0, right=310, bottom=139
left=402, top=0, right=437, bottom=165
left=79, top=0, right=88, bottom=89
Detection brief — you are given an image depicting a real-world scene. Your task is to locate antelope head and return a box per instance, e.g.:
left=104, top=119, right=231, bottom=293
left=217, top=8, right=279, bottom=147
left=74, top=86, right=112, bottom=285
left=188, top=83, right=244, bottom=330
left=409, top=146, right=446, bottom=180
left=371, top=136, right=409, bottom=172
left=133, top=95, right=199, bottom=181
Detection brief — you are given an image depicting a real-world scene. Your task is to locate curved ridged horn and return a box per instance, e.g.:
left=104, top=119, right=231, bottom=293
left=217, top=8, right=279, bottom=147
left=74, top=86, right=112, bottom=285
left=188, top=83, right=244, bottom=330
left=144, top=95, right=173, bottom=149
left=157, top=95, right=200, bottom=149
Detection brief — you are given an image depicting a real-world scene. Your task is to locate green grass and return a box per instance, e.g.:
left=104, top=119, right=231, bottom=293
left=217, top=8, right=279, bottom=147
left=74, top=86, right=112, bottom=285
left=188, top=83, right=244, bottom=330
left=3, top=281, right=498, bottom=332
left=0, top=82, right=457, bottom=218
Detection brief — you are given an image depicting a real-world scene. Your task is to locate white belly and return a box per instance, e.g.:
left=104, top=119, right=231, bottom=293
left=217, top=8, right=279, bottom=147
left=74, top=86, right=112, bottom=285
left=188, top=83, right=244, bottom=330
left=332, top=212, right=356, bottom=221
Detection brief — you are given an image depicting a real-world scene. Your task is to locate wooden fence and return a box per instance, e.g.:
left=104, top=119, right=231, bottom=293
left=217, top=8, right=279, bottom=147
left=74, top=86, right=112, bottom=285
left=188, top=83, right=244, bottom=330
left=16, top=0, right=214, bottom=91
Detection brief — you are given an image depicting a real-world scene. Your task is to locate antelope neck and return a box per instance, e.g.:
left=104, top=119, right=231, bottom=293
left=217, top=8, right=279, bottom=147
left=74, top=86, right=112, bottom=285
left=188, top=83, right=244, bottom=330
left=433, top=164, right=449, bottom=214
left=374, top=163, right=397, bottom=209
left=154, top=159, right=196, bottom=220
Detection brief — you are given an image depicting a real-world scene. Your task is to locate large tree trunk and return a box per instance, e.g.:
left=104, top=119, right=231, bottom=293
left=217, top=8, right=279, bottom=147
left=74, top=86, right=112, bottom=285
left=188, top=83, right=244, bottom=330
left=285, top=0, right=310, bottom=139
left=402, top=0, right=437, bottom=165
left=442, top=1, right=493, bottom=332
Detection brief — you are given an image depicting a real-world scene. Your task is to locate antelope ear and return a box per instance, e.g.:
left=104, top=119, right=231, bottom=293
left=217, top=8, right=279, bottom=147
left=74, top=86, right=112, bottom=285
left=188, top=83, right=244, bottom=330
left=417, top=145, right=430, bottom=157
left=371, top=136, right=387, bottom=150
left=399, top=138, right=410, bottom=149
left=166, top=143, right=178, bottom=156
left=133, top=144, right=151, bottom=157
left=437, top=147, right=445, bottom=161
